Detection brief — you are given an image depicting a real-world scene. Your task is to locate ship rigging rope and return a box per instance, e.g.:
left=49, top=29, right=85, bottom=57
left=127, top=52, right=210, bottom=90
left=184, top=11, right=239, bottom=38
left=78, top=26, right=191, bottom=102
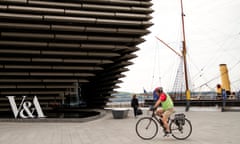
left=187, top=32, right=240, bottom=90
left=193, top=60, right=240, bottom=90
left=184, top=0, right=240, bottom=81
left=195, top=33, right=239, bottom=75
left=150, top=40, right=160, bottom=90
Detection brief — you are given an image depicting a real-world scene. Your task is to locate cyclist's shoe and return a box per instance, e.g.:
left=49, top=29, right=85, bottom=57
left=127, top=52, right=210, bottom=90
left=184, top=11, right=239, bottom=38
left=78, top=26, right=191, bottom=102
left=164, top=131, right=171, bottom=137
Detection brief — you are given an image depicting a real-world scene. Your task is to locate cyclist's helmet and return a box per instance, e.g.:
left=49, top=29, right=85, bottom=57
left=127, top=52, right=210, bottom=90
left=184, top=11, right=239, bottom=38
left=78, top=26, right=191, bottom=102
left=153, top=87, right=163, bottom=101
left=154, top=87, right=163, bottom=93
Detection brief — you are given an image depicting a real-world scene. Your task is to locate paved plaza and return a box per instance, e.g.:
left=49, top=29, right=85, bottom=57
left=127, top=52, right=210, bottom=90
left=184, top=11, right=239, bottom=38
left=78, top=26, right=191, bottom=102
left=0, top=107, right=240, bottom=144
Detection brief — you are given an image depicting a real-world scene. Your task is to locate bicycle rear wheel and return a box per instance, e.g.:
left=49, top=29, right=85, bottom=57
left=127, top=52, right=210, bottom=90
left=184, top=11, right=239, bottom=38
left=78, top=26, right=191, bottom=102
left=135, top=117, right=158, bottom=140
left=170, top=118, right=192, bottom=140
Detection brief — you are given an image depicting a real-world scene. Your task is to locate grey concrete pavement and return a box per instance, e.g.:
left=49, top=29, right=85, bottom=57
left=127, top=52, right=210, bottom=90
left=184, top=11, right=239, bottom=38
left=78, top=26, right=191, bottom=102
left=0, top=107, right=240, bottom=144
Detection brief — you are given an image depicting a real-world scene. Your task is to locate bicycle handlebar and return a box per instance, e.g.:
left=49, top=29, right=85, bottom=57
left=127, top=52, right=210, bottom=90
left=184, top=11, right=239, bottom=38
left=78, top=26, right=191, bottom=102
left=149, top=106, right=157, bottom=117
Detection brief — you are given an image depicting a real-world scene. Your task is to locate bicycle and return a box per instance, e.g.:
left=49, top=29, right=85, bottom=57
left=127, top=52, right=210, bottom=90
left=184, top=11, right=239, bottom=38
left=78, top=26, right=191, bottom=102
left=135, top=109, right=192, bottom=140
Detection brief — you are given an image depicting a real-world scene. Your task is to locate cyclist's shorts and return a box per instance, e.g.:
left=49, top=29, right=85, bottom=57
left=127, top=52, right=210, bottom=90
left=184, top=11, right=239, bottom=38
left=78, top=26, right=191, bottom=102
left=163, top=108, right=174, bottom=118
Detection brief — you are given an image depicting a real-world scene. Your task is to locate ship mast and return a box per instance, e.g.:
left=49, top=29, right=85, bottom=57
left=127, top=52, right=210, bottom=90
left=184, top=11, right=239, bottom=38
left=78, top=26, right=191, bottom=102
left=156, top=0, right=191, bottom=111
left=180, top=0, right=191, bottom=111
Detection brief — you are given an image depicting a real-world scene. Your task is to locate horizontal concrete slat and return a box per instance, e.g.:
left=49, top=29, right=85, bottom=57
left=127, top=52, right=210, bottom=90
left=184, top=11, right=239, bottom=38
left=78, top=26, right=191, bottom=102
left=0, top=41, right=47, bottom=47
left=131, top=6, right=153, bottom=13
left=0, top=97, right=63, bottom=101
left=1, top=32, right=54, bottom=39
left=0, top=91, right=64, bottom=95
left=45, top=15, right=150, bottom=26
left=0, top=49, right=120, bottom=57
left=27, top=0, right=152, bottom=10
left=8, top=5, right=64, bottom=14
left=118, top=54, right=138, bottom=61
left=118, top=28, right=149, bottom=35
left=4, top=65, right=51, bottom=69
left=48, top=43, right=80, bottom=48
left=0, top=5, right=7, bottom=10
left=32, top=58, right=63, bottom=63
left=2, top=0, right=152, bottom=13
left=0, top=72, right=29, bottom=76
left=82, top=3, right=130, bottom=12
left=1, top=32, right=141, bottom=43
left=45, top=85, right=75, bottom=89
left=0, top=85, right=16, bottom=88
left=0, top=84, right=77, bottom=89
left=0, top=40, right=137, bottom=51
left=55, top=34, right=88, bottom=41
left=43, top=15, right=96, bottom=24
left=85, top=27, right=116, bottom=33
left=96, top=18, right=141, bottom=26
left=115, top=12, right=149, bottom=19
left=32, top=58, right=113, bottom=64
left=53, top=24, right=148, bottom=34
left=0, top=12, right=42, bottom=20
left=82, top=4, right=153, bottom=13
left=17, top=85, right=45, bottom=89
left=0, top=79, right=42, bottom=83
left=65, top=9, right=114, bottom=17
left=93, top=35, right=138, bottom=43
left=88, top=36, right=135, bottom=43
left=42, top=51, right=120, bottom=57
left=0, top=22, right=50, bottom=30
left=28, top=0, right=83, bottom=9
left=0, top=40, right=137, bottom=54
left=81, top=44, right=118, bottom=50
left=42, top=79, right=88, bottom=83
left=51, top=25, right=85, bottom=32
left=87, top=52, right=120, bottom=57
left=30, top=72, right=95, bottom=77
left=0, top=49, right=40, bottom=55
left=65, top=9, right=150, bottom=20
left=0, top=79, right=88, bottom=83
left=0, top=71, right=95, bottom=77
left=2, top=65, right=103, bottom=72
left=51, top=66, right=103, bottom=71
left=0, top=84, right=87, bottom=88
left=63, top=59, right=113, bottom=64
left=0, top=57, right=31, bottom=62
left=80, top=0, right=151, bottom=7
left=0, top=0, right=27, bottom=4
left=0, top=22, right=148, bottom=35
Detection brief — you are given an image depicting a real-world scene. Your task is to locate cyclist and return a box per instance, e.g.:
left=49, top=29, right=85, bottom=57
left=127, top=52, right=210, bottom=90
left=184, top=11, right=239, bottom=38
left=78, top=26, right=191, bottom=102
left=151, top=87, right=174, bottom=135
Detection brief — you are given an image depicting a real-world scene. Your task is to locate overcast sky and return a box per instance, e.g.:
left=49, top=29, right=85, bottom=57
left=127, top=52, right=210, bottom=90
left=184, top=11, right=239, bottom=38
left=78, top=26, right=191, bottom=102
left=117, top=0, right=240, bottom=93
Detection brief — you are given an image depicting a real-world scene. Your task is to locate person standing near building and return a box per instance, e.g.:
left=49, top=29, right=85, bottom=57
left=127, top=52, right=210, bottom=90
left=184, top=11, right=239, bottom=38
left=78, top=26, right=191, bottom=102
left=131, top=94, right=139, bottom=117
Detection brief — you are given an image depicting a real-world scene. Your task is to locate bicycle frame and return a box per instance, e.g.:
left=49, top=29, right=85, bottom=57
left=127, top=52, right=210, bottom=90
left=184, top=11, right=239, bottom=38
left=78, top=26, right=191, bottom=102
left=149, top=110, right=170, bottom=131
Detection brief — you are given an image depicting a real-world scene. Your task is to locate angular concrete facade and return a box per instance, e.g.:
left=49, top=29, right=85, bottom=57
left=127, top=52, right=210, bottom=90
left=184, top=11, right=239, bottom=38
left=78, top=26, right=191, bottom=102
left=0, top=0, right=152, bottom=117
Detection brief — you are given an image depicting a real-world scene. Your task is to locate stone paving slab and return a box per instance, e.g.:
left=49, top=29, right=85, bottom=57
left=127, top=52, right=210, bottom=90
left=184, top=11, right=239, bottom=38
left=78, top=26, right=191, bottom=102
left=0, top=107, right=240, bottom=144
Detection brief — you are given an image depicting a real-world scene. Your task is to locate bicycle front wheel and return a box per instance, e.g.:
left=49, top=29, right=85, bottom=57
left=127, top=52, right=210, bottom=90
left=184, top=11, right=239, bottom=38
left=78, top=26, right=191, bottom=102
left=170, top=118, right=192, bottom=140
left=135, top=117, right=158, bottom=140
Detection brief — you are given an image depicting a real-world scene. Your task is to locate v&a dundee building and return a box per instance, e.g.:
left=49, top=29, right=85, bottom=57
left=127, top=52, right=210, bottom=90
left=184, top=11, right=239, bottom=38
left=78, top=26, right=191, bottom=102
left=0, top=0, right=152, bottom=118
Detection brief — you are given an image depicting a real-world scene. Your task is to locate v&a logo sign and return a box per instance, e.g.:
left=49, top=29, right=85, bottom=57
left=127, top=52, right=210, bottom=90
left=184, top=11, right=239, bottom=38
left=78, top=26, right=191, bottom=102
left=6, top=96, right=46, bottom=119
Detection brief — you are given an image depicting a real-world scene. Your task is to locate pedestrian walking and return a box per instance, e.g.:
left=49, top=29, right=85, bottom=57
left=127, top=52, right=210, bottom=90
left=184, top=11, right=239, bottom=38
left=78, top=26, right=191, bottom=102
left=131, top=94, right=139, bottom=117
